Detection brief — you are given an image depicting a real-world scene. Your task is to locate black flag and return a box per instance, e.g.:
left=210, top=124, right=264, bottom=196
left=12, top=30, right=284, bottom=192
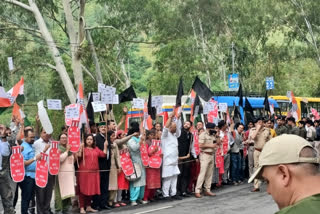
left=86, top=93, right=95, bottom=125
left=148, top=90, right=157, bottom=120
left=237, top=83, right=243, bottom=107
left=192, top=94, right=202, bottom=119
left=232, top=101, right=242, bottom=121
left=176, top=77, right=184, bottom=107
left=263, top=90, right=270, bottom=113
left=244, top=97, right=254, bottom=115
left=191, top=76, right=214, bottom=101
left=119, top=85, right=137, bottom=103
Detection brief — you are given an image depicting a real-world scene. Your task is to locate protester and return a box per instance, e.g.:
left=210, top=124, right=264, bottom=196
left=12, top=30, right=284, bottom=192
left=55, top=133, right=75, bottom=214
left=161, top=111, right=181, bottom=200
left=249, top=117, right=271, bottom=192
left=115, top=130, right=139, bottom=206
left=230, top=122, right=245, bottom=185
left=265, top=119, right=277, bottom=138
left=248, top=135, right=320, bottom=213
left=306, top=120, right=316, bottom=143
left=195, top=122, right=219, bottom=198
left=107, top=130, right=121, bottom=208
left=218, top=120, right=231, bottom=185
left=275, top=116, right=287, bottom=136
left=33, top=128, right=53, bottom=214
left=77, top=134, right=108, bottom=214
left=127, top=122, right=146, bottom=206
left=244, top=121, right=255, bottom=178
left=143, top=129, right=161, bottom=203
left=92, top=121, right=111, bottom=210
left=177, top=121, right=193, bottom=197
left=286, top=117, right=299, bottom=136
left=20, top=129, right=38, bottom=214
left=298, top=120, right=307, bottom=139
left=0, top=125, right=16, bottom=214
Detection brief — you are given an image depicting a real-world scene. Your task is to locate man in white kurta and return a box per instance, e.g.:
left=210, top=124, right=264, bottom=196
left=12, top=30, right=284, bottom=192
left=161, top=112, right=181, bottom=199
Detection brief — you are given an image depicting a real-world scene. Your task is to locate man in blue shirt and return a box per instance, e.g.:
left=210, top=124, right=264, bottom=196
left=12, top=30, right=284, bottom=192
left=20, top=129, right=40, bottom=214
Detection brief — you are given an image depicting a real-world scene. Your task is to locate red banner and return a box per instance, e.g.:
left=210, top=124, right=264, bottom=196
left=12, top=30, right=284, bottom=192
left=140, top=143, right=149, bottom=167
left=68, top=121, right=80, bottom=153
left=49, top=141, right=60, bottom=175
left=10, top=146, right=25, bottom=182
left=35, top=153, right=49, bottom=188
left=243, top=146, right=248, bottom=157
left=148, top=140, right=162, bottom=168
left=120, top=149, right=134, bottom=176
left=192, top=131, right=200, bottom=156
left=222, top=133, right=229, bottom=155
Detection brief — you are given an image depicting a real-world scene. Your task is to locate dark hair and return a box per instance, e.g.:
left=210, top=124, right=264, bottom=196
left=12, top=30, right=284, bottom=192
left=185, top=120, right=193, bottom=127
left=306, top=119, right=314, bottom=126
left=24, top=129, right=33, bottom=138
left=107, top=120, right=115, bottom=126
left=61, top=126, right=67, bottom=132
left=298, top=120, right=305, bottom=126
left=287, top=117, right=296, bottom=123
left=218, top=120, right=226, bottom=129
left=84, top=134, right=96, bottom=148
left=128, top=122, right=140, bottom=135
left=107, top=130, right=115, bottom=145
left=235, top=122, right=244, bottom=130
left=146, top=129, right=156, bottom=138
left=58, top=133, right=68, bottom=140
left=198, top=128, right=204, bottom=133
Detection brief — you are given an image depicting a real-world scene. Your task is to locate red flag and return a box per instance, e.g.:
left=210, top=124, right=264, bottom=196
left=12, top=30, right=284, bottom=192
left=189, top=90, right=197, bottom=122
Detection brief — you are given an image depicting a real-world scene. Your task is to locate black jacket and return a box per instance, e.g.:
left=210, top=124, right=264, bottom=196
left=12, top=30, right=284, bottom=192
left=95, top=133, right=111, bottom=170
left=178, top=129, right=192, bottom=157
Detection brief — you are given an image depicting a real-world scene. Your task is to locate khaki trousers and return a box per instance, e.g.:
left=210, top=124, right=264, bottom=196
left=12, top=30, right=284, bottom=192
left=195, top=153, right=214, bottom=193
left=248, top=146, right=255, bottom=177
left=253, top=150, right=262, bottom=189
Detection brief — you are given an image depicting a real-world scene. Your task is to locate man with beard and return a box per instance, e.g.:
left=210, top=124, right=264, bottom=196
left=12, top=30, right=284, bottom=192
left=20, top=130, right=40, bottom=214
left=177, top=121, right=193, bottom=197
left=92, top=121, right=111, bottom=210
left=195, top=123, right=220, bottom=198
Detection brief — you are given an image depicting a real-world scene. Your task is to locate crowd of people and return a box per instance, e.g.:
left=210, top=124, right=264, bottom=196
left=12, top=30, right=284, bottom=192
left=0, top=107, right=320, bottom=214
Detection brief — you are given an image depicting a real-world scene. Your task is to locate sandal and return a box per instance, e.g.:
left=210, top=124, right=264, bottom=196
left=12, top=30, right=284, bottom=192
left=120, top=202, right=127, bottom=206
left=80, top=209, right=86, bottom=214
left=113, top=203, right=121, bottom=208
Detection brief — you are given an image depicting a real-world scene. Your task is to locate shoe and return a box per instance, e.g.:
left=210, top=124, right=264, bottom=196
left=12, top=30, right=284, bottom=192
left=238, top=180, right=244, bottom=184
left=142, top=200, right=149, bottom=204
left=171, top=195, right=183, bottom=200
left=137, top=200, right=143, bottom=204
left=162, top=196, right=172, bottom=201
left=233, top=181, right=239, bottom=186
left=181, top=192, right=191, bottom=197
left=113, top=203, right=121, bottom=208
left=194, top=193, right=202, bottom=198
left=131, top=201, right=138, bottom=206
left=204, top=191, right=216, bottom=197
left=251, top=188, right=260, bottom=192
left=99, top=205, right=112, bottom=210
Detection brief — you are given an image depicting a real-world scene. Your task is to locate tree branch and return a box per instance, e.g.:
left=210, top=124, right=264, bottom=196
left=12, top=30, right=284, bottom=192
left=4, top=0, right=33, bottom=12
left=0, top=27, right=41, bottom=34
left=37, top=63, right=57, bottom=70
left=80, top=64, right=97, bottom=82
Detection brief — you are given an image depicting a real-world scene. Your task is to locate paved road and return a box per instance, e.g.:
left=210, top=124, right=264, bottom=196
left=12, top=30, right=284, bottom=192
left=102, top=183, right=278, bottom=214
left=2, top=182, right=278, bottom=214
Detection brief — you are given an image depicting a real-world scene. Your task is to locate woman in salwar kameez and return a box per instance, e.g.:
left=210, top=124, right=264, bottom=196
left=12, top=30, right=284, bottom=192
left=55, top=133, right=75, bottom=214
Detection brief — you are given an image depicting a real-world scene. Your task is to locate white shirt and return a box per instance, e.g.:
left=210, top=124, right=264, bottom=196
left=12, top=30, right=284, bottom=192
left=33, top=138, right=51, bottom=156
left=0, top=139, right=10, bottom=170
left=161, top=119, right=181, bottom=178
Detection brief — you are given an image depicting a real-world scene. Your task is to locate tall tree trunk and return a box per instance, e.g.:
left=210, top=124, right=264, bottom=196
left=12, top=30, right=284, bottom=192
left=28, top=0, right=76, bottom=102
left=62, top=0, right=84, bottom=89
left=86, top=30, right=103, bottom=83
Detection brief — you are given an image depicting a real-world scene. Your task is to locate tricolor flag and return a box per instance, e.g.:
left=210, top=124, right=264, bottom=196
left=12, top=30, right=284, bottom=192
left=0, top=86, right=11, bottom=107
left=289, top=91, right=300, bottom=121
left=7, top=77, right=24, bottom=104
left=143, top=102, right=153, bottom=130
left=12, top=103, right=25, bottom=121
left=76, top=82, right=89, bottom=129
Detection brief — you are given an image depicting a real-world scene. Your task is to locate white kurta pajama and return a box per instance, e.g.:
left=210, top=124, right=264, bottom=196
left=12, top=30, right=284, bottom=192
left=161, top=119, right=181, bottom=197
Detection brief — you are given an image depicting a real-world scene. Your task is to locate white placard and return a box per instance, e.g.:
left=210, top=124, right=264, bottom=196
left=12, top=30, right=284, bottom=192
left=98, top=83, right=105, bottom=93
left=37, top=100, right=53, bottom=134
left=132, top=98, right=144, bottom=109
left=156, top=106, right=162, bottom=114
left=8, top=57, right=14, bottom=71
left=152, top=96, right=163, bottom=107
left=218, top=103, right=228, bottom=113
left=203, top=103, right=209, bottom=115
left=112, top=94, right=119, bottom=104
left=65, top=106, right=80, bottom=119
left=206, top=102, right=215, bottom=112
left=91, top=101, right=107, bottom=112
left=91, top=92, right=100, bottom=102
left=101, top=87, right=114, bottom=104
left=47, top=99, right=62, bottom=110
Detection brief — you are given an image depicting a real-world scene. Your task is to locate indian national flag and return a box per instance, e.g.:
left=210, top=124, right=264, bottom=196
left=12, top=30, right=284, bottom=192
left=0, top=86, right=11, bottom=107
left=7, top=77, right=24, bottom=104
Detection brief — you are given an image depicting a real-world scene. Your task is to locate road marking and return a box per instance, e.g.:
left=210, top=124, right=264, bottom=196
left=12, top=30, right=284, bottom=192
left=134, top=206, right=173, bottom=214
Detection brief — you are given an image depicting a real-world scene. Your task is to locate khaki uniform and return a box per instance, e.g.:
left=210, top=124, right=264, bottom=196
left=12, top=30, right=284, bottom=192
left=195, top=131, right=216, bottom=194
left=249, top=127, right=271, bottom=189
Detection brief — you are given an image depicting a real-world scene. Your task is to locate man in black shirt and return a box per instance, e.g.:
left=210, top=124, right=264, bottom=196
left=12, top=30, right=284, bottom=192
left=92, top=121, right=112, bottom=210
left=177, top=121, right=193, bottom=198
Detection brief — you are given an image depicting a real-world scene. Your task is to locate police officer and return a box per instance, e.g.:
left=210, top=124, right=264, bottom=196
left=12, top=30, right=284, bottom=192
left=249, top=117, right=271, bottom=192
left=195, top=123, right=220, bottom=198
left=275, top=116, right=287, bottom=136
